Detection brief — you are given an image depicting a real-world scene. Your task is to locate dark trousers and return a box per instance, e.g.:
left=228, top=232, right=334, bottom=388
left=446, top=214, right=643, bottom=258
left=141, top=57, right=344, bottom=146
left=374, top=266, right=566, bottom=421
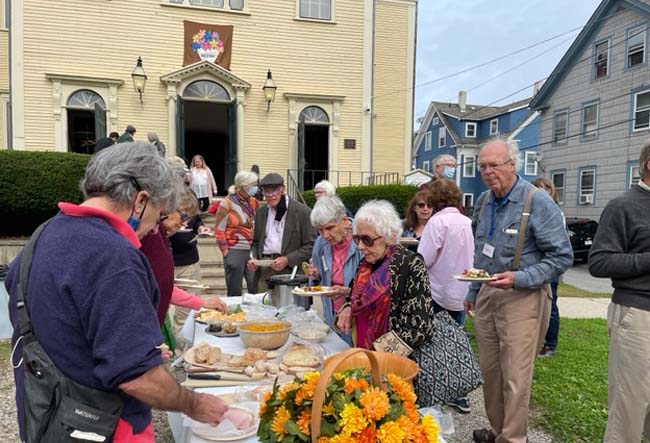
left=544, top=280, right=560, bottom=350
left=198, top=197, right=209, bottom=212
left=432, top=299, right=466, bottom=326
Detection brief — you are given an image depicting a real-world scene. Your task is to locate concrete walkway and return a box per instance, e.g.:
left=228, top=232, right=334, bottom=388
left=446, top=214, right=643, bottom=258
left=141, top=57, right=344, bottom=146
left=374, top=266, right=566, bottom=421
left=560, top=262, right=612, bottom=319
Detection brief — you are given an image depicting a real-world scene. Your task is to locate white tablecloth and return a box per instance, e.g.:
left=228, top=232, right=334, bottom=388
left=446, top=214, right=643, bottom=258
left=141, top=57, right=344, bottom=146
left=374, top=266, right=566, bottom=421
left=169, top=295, right=350, bottom=443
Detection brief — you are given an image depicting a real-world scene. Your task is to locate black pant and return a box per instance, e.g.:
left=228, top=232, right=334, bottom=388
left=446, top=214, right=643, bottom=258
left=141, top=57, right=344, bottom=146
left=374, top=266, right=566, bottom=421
left=198, top=197, right=209, bottom=212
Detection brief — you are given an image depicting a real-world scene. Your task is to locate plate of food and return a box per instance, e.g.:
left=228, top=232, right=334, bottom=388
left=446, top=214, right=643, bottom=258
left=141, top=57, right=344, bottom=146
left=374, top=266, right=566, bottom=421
left=195, top=308, right=247, bottom=324
left=454, top=268, right=497, bottom=282
left=251, top=258, right=274, bottom=267
left=191, top=402, right=259, bottom=441
left=205, top=322, right=239, bottom=338
left=292, top=285, right=343, bottom=298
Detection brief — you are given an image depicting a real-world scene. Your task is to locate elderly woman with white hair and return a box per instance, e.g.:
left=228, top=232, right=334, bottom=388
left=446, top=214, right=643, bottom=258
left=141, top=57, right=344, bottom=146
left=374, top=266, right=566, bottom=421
left=214, top=170, right=259, bottom=296
left=314, top=179, right=336, bottom=200
left=308, top=196, right=361, bottom=345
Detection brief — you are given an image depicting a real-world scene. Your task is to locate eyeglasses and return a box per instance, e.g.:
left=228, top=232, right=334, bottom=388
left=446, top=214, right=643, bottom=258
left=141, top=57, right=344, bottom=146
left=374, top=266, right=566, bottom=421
left=160, top=209, right=191, bottom=223
left=416, top=202, right=431, bottom=209
left=263, top=186, right=283, bottom=196
left=352, top=234, right=383, bottom=247
left=478, top=159, right=513, bottom=171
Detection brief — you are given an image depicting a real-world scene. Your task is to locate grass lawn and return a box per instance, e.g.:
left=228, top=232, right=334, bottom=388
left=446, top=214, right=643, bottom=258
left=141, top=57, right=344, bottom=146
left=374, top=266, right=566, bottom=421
left=466, top=318, right=608, bottom=443
left=558, top=282, right=610, bottom=298
left=0, top=340, right=10, bottom=362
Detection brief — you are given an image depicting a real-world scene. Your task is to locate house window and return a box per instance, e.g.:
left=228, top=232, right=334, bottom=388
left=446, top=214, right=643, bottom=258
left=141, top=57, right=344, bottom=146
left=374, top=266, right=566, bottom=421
left=423, top=160, right=430, bottom=172
left=553, top=110, right=569, bottom=145
left=627, top=25, right=646, bottom=68
left=524, top=152, right=538, bottom=176
left=432, top=116, right=439, bottom=126
left=633, top=90, right=650, bottom=131
left=300, top=0, right=332, bottom=20
left=629, top=164, right=640, bottom=188
left=463, top=155, right=475, bottom=177
left=463, top=193, right=474, bottom=208
left=465, top=122, right=477, bottom=138
left=190, top=0, right=224, bottom=7
left=438, top=127, right=446, bottom=148
left=579, top=168, right=596, bottom=205
left=552, top=171, right=565, bottom=205
left=594, top=39, right=610, bottom=79
left=582, top=102, right=599, bottom=141
left=424, top=131, right=432, bottom=151
left=170, top=0, right=244, bottom=8
left=489, top=118, right=498, bottom=135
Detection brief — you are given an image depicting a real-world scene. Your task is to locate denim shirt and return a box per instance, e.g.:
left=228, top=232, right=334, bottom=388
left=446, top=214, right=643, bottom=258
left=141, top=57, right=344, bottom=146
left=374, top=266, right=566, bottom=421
left=466, top=176, right=573, bottom=303
left=311, top=235, right=362, bottom=345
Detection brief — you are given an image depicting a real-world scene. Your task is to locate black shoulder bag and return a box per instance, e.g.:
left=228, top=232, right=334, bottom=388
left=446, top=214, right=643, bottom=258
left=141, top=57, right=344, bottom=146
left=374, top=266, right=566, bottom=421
left=15, top=221, right=124, bottom=443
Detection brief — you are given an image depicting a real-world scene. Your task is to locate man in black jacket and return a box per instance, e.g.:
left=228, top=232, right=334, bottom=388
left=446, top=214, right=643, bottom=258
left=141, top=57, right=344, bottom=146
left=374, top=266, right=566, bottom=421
left=589, top=140, right=650, bottom=443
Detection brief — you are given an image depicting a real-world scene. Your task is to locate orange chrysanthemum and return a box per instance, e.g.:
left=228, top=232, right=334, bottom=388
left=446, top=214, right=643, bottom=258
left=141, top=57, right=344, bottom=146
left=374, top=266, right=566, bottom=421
left=330, top=435, right=356, bottom=443
left=377, top=420, right=406, bottom=443
left=297, top=409, right=311, bottom=435
left=271, top=405, right=291, bottom=438
left=403, top=401, right=420, bottom=423
left=259, top=391, right=272, bottom=416
left=339, top=403, right=368, bottom=435
left=359, top=386, right=390, bottom=421
left=295, top=376, right=319, bottom=405
left=318, top=438, right=330, bottom=443
left=355, top=425, right=377, bottom=443
left=279, top=382, right=299, bottom=401
left=344, top=377, right=370, bottom=394
left=387, top=373, right=417, bottom=404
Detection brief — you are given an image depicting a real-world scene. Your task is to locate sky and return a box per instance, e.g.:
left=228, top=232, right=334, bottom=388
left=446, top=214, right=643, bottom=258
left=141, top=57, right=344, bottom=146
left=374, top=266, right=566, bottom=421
left=414, top=0, right=603, bottom=127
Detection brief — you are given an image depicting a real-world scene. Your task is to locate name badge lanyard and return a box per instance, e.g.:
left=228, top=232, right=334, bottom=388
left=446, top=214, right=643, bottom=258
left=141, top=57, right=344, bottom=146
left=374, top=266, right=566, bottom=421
left=488, top=177, right=519, bottom=238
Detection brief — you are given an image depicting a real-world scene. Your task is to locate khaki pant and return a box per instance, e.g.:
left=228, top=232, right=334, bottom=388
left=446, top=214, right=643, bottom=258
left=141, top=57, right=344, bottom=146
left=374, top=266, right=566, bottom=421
left=474, top=284, right=551, bottom=443
left=605, top=303, right=650, bottom=443
left=171, top=263, right=204, bottom=350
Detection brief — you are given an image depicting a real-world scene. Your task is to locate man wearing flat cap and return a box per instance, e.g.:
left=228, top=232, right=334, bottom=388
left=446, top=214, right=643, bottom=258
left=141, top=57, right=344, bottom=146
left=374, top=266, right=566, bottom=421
left=247, top=173, right=316, bottom=293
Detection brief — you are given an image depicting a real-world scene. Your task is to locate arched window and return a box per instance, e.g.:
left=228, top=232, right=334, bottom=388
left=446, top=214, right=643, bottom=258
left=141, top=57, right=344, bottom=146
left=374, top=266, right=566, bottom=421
left=183, top=80, right=230, bottom=101
left=300, top=106, right=329, bottom=124
left=67, top=89, right=105, bottom=109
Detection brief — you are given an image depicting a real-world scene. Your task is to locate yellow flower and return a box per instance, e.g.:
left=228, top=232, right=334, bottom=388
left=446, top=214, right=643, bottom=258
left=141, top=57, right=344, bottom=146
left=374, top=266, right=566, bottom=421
left=387, top=373, right=417, bottom=404
left=318, top=438, right=330, bottom=443
left=333, top=372, right=345, bottom=381
left=330, top=434, right=357, bottom=443
left=420, top=414, right=440, bottom=443
left=271, top=406, right=291, bottom=438
left=377, top=421, right=405, bottom=443
left=259, top=390, right=272, bottom=416
left=279, top=382, right=299, bottom=400
left=295, top=373, right=320, bottom=405
left=297, top=409, right=311, bottom=435
left=322, top=402, right=336, bottom=416
left=339, top=403, right=368, bottom=435
left=359, top=387, right=390, bottom=421
left=344, top=377, right=370, bottom=394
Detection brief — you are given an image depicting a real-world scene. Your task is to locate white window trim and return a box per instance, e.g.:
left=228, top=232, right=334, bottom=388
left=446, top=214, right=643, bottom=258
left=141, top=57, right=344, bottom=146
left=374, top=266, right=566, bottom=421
left=432, top=116, right=439, bottom=126
left=462, top=154, right=476, bottom=177
left=594, top=39, right=610, bottom=79
left=161, top=0, right=251, bottom=15
left=629, top=165, right=640, bottom=188
left=424, top=131, right=432, bottom=151
left=524, top=152, right=538, bottom=176
left=438, top=127, right=446, bottom=148
left=465, top=122, right=477, bottom=138
left=423, top=160, right=430, bottom=172
left=0, top=92, right=8, bottom=149
left=633, top=89, right=650, bottom=132
left=552, top=171, right=565, bottom=205
left=627, top=25, right=646, bottom=68
left=463, top=193, right=474, bottom=208
left=295, top=0, right=335, bottom=22
left=489, top=118, right=498, bottom=135
left=553, top=110, right=569, bottom=144
left=582, top=102, right=599, bottom=140
left=579, top=168, right=596, bottom=204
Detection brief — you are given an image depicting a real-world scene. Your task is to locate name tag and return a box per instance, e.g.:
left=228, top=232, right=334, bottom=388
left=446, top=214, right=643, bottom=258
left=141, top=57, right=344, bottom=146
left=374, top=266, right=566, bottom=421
left=504, top=228, right=518, bottom=235
left=482, top=243, right=495, bottom=258
left=321, top=255, right=329, bottom=272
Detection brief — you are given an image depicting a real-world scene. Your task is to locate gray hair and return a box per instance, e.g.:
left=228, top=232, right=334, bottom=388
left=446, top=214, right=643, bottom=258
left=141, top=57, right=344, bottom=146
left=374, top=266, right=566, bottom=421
left=81, top=142, right=176, bottom=209
left=353, top=200, right=402, bottom=245
left=482, top=136, right=522, bottom=171
left=147, top=132, right=159, bottom=143
left=314, top=180, right=336, bottom=197
left=234, top=171, right=258, bottom=190
left=310, top=196, right=347, bottom=227
left=175, top=177, right=199, bottom=215
left=640, top=138, right=650, bottom=180
left=433, top=154, right=456, bottom=166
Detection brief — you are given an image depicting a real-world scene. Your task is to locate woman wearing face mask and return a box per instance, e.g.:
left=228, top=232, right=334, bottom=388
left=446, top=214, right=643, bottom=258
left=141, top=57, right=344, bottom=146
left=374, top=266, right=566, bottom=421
left=214, top=171, right=259, bottom=296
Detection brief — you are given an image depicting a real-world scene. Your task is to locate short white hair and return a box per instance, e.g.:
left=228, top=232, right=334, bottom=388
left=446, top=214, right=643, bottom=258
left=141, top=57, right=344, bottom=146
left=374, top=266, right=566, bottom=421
left=433, top=154, right=456, bottom=166
left=482, top=136, right=521, bottom=171
left=314, top=180, right=336, bottom=196
left=353, top=200, right=402, bottom=245
left=311, top=196, right=347, bottom=227
left=234, top=171, right=258, bottom=190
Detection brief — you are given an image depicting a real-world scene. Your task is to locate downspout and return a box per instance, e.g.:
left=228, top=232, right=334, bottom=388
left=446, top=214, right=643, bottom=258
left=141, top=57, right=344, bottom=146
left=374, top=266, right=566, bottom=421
left=369, top=0, right=376, bottom=175
left=411, top=0, right=418, bottom=171
left=6, top=0, right=12, bottom=149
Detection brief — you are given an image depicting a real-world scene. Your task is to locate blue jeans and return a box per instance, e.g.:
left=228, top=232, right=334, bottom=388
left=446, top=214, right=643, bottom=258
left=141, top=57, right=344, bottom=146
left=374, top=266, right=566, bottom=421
left=544, top=280, right=560, bottom=350
left=432, top=300, right=466, bottom=327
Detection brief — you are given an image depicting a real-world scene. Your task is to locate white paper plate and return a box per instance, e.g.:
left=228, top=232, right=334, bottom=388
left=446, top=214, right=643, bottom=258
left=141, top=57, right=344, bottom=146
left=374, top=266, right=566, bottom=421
left=453, top=275, right=497, bottom=282
left=191, top=403, right=259, bottom=441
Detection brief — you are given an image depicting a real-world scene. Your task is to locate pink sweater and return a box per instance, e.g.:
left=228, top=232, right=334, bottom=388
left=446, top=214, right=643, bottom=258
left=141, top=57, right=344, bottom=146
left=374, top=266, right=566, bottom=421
left=171, top=287, right=204, bottom=311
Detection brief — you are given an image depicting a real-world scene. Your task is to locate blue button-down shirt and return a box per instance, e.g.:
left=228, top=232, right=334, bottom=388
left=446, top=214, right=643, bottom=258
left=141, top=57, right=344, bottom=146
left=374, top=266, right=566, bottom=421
left=466, top=176, right=573, bottom=303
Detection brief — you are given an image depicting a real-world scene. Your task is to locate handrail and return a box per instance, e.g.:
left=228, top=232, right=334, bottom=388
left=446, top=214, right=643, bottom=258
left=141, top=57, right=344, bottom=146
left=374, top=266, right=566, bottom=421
left=286, top=171, right=308, bottom=206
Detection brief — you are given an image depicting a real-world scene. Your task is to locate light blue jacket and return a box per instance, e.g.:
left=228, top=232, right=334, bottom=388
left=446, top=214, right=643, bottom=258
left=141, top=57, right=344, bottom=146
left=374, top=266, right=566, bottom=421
left=311, top=235, right=362, bottom=345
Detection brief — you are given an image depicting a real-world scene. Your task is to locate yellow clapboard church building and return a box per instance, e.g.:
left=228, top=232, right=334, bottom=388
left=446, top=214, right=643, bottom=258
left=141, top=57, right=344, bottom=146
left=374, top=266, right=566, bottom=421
left=1, top=0, right=416, bottom=193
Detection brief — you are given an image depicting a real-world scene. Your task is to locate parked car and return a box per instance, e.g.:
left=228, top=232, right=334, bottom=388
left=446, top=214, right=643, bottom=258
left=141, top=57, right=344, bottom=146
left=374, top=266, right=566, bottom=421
left=566, top=217, right=598, bottom=262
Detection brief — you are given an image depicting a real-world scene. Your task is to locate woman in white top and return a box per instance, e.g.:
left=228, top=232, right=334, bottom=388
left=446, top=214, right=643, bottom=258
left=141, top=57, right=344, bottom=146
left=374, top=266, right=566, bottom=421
left=189, top=154, right=218, bottom=212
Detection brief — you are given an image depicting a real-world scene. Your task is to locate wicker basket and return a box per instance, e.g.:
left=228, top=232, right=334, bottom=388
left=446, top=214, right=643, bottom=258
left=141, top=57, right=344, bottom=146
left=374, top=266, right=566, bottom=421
left=311, top=348, right=419, bottom=443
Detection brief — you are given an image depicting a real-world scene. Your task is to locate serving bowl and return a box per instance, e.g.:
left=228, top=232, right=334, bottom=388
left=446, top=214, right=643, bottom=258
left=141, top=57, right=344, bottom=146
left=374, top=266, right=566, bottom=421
left=238, top=319, right=291, bottom=350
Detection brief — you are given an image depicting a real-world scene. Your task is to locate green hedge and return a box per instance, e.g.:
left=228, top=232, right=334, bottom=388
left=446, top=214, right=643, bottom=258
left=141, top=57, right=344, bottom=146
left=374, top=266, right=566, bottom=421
left=0, top=150, right=90, bottom=236
left=303, top=184, right=419, bottom=217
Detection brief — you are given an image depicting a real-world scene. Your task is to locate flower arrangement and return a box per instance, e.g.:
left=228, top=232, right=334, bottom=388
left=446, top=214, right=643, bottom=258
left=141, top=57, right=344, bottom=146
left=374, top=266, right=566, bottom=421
left=191, top=29, right=225, bottom=62
left=257, top=368, right=440, bottom=443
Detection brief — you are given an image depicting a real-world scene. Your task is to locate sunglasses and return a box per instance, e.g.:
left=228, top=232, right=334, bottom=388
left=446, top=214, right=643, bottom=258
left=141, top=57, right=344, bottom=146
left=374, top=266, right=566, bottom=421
left=416, top=202, right=431, bottom=209
left=352, top=234, right=383, bottom=247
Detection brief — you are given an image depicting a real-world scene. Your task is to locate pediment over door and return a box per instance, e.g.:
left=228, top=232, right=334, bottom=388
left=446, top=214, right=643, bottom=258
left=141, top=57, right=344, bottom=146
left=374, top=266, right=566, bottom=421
left=159, top=61, right=251, bottom=91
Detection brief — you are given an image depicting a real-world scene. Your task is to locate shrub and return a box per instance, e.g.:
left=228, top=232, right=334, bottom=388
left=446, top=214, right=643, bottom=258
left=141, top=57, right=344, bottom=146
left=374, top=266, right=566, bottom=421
left=0, top=150, right=90, bottom=236
left=303, top=184, right=419, bottom=217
